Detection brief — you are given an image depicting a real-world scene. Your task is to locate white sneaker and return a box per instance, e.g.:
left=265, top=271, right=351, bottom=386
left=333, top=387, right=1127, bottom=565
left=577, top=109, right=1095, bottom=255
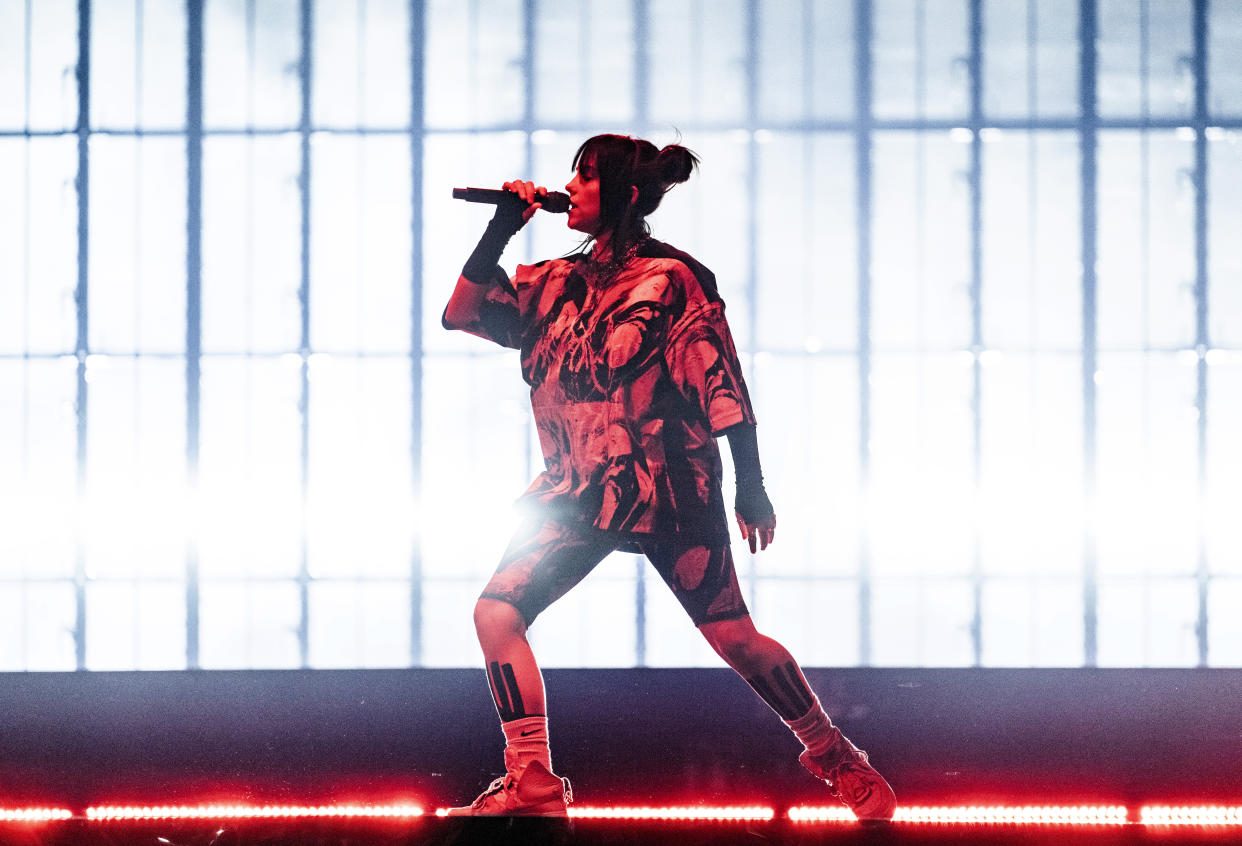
left=799, top=729, right=897, bottom=821
left=444, top=760, right=573, bottom=817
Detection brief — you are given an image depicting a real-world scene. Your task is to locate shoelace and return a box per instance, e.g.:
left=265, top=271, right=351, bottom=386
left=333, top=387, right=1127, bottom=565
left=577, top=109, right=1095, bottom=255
left=473, top=775, right=516, bottom=809
left=824, top=750, right=871, bottom=797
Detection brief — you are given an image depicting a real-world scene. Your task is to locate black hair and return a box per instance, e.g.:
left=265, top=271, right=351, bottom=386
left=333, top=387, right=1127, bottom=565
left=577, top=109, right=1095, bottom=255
left=570, top=134, right=698, bottom=254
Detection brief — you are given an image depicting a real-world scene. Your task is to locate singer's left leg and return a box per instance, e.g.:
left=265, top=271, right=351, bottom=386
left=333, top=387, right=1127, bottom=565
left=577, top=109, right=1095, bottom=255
left=642, top=535, right=897, bottom=821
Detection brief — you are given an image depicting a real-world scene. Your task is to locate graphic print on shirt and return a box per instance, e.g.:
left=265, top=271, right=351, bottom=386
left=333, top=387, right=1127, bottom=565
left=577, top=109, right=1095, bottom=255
left=444, top=241, right=755, bottom=540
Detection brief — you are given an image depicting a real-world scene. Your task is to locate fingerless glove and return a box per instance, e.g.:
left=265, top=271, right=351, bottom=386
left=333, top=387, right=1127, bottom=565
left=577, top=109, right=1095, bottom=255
left=725, top=423, right=775, bottom=522
left=461, top=193, right=528, bottom=284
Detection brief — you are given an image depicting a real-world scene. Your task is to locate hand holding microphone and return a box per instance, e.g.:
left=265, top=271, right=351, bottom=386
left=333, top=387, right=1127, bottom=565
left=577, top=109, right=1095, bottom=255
left=453, top=181, right=571, bottom=228
left=459, top=180, right=565, bottom=284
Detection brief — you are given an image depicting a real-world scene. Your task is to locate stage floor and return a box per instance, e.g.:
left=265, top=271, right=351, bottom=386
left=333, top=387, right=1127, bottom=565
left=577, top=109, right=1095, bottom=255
left=4, top=668, right=1239, bottom=844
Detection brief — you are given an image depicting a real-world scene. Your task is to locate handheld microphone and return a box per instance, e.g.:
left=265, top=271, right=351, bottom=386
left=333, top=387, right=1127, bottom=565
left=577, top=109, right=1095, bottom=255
left=452, top=187, right=570, bottom=214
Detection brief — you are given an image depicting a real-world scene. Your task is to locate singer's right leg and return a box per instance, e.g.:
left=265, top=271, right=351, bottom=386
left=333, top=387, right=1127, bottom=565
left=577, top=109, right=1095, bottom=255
left=447, top=518, right=614, bottom=817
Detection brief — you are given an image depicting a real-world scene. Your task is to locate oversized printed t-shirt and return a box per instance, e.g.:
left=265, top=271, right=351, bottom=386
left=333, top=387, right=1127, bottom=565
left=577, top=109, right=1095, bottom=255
left=444, top=239, right=756, bottom=543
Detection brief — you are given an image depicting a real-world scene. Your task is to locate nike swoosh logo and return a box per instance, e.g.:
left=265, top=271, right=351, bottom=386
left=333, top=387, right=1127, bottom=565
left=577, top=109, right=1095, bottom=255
left=520, top=729, right=540, bottom=737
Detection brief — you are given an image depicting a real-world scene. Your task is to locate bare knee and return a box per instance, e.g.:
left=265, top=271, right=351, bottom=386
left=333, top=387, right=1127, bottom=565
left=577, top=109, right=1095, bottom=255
left=473, top=598, right=527, bottom=646
left=700, top=617, right=764, bottom=671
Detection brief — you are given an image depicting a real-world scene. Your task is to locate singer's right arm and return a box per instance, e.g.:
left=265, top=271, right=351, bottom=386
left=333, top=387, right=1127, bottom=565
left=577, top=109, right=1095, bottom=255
left=443, top=269, right=503, bottom=330
left=443, top=180, right=543, bottom=332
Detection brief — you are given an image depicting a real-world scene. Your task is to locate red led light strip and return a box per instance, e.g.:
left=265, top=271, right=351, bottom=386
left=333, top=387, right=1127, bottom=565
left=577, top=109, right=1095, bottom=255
left=85, top=804, right=424, bottom=821
left=433, top=805, right=774, bottom=820
left=789, top=805, right=1130, bottom=825
left=1141, top=806, right=1242, bottom=826
left=3, top=802, right=1238, bottom=826
left=0, top=808, right=73, bottom=822
left=569, top=805, right=774, bottom=821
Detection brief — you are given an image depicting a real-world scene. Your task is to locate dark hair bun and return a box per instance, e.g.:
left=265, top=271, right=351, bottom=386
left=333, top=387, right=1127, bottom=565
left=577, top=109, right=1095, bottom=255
left=657, top=144, right=698, bottom=186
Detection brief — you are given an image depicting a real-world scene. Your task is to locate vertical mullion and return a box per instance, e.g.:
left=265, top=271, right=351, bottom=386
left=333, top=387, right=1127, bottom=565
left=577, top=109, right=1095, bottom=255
left=968, top=0, right=984, bottom=667
left=297, top=0, right=313, bottom=668
left=855, top=0, right=873, bottom=667
left=409, top=0, right=425, bottom=666
left=74, top=0, right=92, bottom=671
left=521, top=0, right=535, bottom=498
left=743, top=0, right=758, bottom=612
left=185, top=0, right=204, bottom=670
left=633, top=0, right=649, bottom=668
left=1080, top=0, right=1099, bottom=668
left=1192, top=0, right=1209, bottom=667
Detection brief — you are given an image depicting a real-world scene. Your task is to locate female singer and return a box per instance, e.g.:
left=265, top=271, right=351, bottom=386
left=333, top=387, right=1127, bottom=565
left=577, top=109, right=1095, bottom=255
left=441, top=134, right=895, bottom=820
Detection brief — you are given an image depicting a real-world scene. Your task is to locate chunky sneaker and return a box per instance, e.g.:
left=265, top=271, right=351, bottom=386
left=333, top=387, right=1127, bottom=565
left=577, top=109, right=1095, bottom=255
left=799, top=729, right=897, bottom=821
left=445, top=760, right=572, bottom=817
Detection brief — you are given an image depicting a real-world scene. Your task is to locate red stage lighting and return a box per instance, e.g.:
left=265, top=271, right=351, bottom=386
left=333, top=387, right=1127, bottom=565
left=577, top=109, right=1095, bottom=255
left=787, top=805, right=857, bottom=823
left=567, top=805, right=774, bottom=821
left=1141, top=806, right=1242, bottom=826
left=85, top=804, right=424, bottom=821
left=0, top=808, right=73, bottom=822
left=431, top=805, right=774, bottom=820
left=788, top=804, right=1129, bottom=825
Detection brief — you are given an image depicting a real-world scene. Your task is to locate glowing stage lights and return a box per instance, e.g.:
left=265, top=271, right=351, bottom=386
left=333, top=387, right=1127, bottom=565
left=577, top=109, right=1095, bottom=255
left=0, top=808, right=74, bottom=822
left=1141, top=806, right=1242, bottom=826
left=893, top=805, right=1129, bottom=825
left=787, top=805, right=858, bottom=823
left=11, top=802, right=1242, bottom=829
left=568, top=805, right=775, bottom=821
left=433, top=805, right=775, bottom=821
left=788, top=805, right=1130, bottom=825
left=85, top=804, right=424, bottom=821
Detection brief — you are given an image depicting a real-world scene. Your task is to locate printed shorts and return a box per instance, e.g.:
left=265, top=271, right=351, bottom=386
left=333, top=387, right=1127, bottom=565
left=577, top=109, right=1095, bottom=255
left=480, top=518, right=749, bottom=627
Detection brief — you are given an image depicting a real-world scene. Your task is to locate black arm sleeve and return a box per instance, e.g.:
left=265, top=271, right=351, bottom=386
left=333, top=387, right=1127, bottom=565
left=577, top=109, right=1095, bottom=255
left=723, top=422, right=775, bottom=522
left=461, top=195, right=528, bottom=284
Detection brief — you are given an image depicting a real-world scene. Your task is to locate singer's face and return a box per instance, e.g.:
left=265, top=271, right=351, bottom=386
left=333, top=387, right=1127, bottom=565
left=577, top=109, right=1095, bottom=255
left=565, top=157, right=601, bottom=235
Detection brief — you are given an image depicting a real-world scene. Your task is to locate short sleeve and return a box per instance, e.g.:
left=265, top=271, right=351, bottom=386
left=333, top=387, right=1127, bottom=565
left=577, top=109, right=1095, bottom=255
left=665, top=298, right=757, bottom=435
left=443, top=260, right=563, bottom=350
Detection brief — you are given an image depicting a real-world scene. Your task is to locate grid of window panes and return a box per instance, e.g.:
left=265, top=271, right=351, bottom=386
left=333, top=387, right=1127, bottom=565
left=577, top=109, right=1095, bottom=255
left=2, top=0, right=1240, bottom=671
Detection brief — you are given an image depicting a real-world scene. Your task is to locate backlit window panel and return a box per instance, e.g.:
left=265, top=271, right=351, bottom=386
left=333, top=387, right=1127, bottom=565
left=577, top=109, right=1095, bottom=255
left=1097, top=0, right=1193, bottom=119
left=533, top=0, right=633, bottom=125
left=756, top=0, right=854, bottom=123
left=873, top=0, right=970, bottom=120
left=1096, top=131, right=1196, bottom=350
left=201, top=135, right=303, bottom=355
left=90, top=0, right=186, bottom=130
left=312, top=0, right=409, bottom=129
left=756, top=134, right=857, bottom=354
left=87, top=135, right=187, bottom=355
left=203, top=0, right=300, bottom=130
left=0, top=136, right=78, bottom=355
left=424, top=0, right=524, bottom=128
left=5, top=0, right=1241, bottom=671
left=0, top=0, right=77, bottom=131
left=982, top=0, right=1079, bottom=119
left=648, top=0, right=746, bottom=125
